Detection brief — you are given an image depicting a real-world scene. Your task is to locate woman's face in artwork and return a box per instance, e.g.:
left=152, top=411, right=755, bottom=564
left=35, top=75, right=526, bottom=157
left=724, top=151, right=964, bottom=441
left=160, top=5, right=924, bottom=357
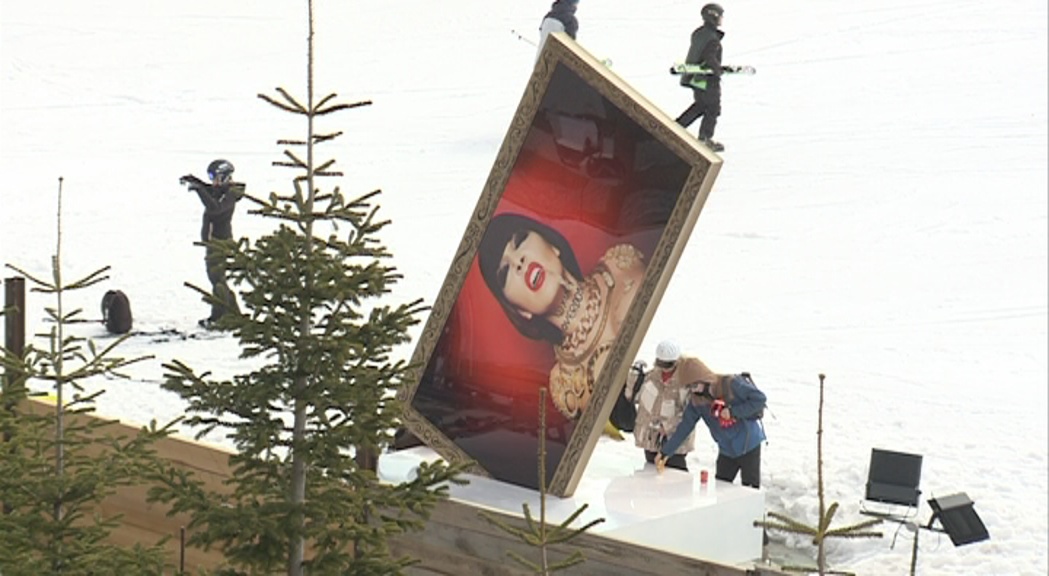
left=496, top=229, right=566, bottom=319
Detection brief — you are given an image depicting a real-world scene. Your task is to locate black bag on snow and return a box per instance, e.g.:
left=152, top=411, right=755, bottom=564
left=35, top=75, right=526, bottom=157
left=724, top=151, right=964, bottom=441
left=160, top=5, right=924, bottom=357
left=610, top=361, right=647, bottom=432
left=101, top=289, right=133, bottom=334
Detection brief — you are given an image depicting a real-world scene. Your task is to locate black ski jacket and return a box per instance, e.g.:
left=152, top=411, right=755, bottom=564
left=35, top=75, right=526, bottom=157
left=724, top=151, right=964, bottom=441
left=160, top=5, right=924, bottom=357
left=195, top=182, right=244, bottom=242
left=543, top=0, right=579, bottom=39
left=681, top=24, right=724, bottom=88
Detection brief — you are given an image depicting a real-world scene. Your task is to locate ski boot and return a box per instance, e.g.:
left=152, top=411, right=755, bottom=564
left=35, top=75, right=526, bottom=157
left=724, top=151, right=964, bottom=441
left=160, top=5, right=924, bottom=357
left=698, top=136, right=724, bottom=152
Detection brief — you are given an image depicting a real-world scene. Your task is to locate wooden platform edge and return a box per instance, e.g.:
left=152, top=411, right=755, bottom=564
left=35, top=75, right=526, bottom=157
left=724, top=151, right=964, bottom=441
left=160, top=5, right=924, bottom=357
left=389, top=498, right=791, bottom=576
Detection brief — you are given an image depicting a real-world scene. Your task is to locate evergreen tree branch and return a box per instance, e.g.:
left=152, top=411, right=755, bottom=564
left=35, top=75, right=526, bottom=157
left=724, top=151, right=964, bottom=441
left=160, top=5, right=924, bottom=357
left=758, top=374, right=883, bottom=574
left=258, top=87, right=307, bottom=114
left=0, top=178, right=172, bottom=573
left=150, top=3, right=463, bottom=573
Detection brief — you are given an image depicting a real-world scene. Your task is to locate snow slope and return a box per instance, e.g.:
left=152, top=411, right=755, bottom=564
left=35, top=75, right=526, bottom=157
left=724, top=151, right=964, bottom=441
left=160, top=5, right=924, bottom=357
left=1, top=1, right=1046, bottom=574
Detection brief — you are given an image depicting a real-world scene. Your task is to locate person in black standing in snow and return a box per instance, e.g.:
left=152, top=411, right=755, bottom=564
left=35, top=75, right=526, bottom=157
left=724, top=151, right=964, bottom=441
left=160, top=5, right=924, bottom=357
left=537, top=0, right=579, bottom=58
left=180, top=159, right=243, bottom=329
left=675, top=3, right=726, bottom=152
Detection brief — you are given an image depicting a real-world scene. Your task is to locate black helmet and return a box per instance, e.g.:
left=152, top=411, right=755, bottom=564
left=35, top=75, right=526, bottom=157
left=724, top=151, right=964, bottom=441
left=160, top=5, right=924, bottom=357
left=207, top=159, right=234, bottom=183
left=701, top=3, right=724, bottom=26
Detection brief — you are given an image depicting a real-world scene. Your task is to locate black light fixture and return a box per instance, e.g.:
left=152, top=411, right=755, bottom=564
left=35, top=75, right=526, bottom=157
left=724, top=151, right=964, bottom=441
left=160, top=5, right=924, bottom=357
left=859, top=447, right=991, bottom=575
left=865, top=448, right=923, bottom=508
left=927, top=492, right=990, bottom=546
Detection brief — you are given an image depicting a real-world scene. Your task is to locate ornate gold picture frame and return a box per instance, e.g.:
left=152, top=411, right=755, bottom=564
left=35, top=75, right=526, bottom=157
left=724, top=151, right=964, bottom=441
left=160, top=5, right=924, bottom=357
left=397, top=33, right=721, bottom=497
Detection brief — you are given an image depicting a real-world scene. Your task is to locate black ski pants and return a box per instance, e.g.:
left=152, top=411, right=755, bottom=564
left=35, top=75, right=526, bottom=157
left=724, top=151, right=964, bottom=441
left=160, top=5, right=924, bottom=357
left=715, top=444, right=761, bottom=488
left=675, top=85, right=721, bottom=140
left=205, top=242, right=240, bottom=321
left=716, top=444, right=769, bottom=546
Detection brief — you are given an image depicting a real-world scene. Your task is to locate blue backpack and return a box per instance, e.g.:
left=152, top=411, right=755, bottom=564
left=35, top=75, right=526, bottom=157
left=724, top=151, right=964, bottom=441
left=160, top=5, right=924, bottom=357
left=739, top=372, right=767, bottom=420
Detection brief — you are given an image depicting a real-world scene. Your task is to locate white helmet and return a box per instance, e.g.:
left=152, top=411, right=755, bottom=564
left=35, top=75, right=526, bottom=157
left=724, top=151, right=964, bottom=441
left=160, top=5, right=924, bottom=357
left=655, top=340, right=681, bottom=363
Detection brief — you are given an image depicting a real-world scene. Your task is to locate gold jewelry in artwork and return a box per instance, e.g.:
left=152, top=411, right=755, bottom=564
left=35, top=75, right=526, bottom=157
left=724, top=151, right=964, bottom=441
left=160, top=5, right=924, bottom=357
left=546, top=244, right=643, bottom=419
left=606, top=244, right=644, bottom=270
left=549, top=342, right=613, bottom=419
left=558, top=280, right=584, bottom=335
left=556, top=264, right=614, bottom=366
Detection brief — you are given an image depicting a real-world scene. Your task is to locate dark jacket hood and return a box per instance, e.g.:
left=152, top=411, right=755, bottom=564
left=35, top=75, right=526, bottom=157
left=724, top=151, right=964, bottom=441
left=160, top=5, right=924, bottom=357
left=545, top=0, right=579, bottom=38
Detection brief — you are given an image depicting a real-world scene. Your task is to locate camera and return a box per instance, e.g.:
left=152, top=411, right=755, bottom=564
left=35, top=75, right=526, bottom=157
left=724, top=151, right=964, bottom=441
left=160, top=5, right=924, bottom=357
left=690, top=381, right=714, bottom=400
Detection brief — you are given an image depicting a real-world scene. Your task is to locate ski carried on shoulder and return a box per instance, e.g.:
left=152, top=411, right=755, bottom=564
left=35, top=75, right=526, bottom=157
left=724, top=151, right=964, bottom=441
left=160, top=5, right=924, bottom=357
left=669, top=62, right=756, bottom=76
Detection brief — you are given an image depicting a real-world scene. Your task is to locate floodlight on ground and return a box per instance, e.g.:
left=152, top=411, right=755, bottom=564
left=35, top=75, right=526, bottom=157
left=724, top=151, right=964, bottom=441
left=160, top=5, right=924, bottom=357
left=927, top=492, right=989, bottom=547
left=856, top=448, right=992, bottom=574
left=858, top=446, right=990, bottom=575
left=864, top=448, right=923, bottom=508
left=902, top=492, right=992, bottom=575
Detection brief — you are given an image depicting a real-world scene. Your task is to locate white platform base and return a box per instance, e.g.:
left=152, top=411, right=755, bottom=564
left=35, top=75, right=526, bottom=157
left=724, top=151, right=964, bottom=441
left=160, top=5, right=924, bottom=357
left=378, top=444, right=765, bottom=567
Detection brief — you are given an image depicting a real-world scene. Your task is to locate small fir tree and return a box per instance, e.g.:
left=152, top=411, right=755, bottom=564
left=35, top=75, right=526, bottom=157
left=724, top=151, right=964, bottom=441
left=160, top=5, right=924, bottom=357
left=0, top=177, right=175, bottom=575
left=480, top=388, right=604, bottom=574
left=755, top=373, right=882, bottom=575
left=148, top=2, right=462, bottom=575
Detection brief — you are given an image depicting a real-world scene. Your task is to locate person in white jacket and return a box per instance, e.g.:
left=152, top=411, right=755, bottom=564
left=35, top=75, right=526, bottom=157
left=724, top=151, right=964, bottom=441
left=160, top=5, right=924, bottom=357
left=537, top=0, right=579, bottom=58
left=630, top=340, right=719, bottom=472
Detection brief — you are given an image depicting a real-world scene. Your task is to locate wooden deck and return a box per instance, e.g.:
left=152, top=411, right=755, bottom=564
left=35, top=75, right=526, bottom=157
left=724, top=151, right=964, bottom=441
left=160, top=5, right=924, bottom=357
left=14, top=400, right=793, bottom=574
left=389, top=497, right=789, bottom=576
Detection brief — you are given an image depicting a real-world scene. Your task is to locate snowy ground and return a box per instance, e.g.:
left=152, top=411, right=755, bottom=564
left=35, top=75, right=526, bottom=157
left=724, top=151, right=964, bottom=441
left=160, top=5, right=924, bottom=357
left=2, top=1, right=1046, bottom=574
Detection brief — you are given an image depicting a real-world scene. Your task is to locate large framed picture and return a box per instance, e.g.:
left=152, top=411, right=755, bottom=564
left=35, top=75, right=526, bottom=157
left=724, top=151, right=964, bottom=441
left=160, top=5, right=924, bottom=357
left=397, top=33, right=721, bottom=497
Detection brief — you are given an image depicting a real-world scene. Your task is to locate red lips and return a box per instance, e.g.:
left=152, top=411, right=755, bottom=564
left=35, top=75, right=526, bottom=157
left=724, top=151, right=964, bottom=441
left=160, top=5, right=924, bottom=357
left=526, top=261, right=545, bottom=291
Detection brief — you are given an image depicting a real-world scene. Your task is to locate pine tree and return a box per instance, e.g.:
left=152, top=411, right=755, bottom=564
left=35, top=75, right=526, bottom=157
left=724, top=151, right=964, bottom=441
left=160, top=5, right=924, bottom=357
left=480, top=389, right=604, bottom=574
left=0, top=177, right=174, bottom=575
left=148, top=2, right=462, bottom=574
left=754, top=374, right=882, bottom=575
